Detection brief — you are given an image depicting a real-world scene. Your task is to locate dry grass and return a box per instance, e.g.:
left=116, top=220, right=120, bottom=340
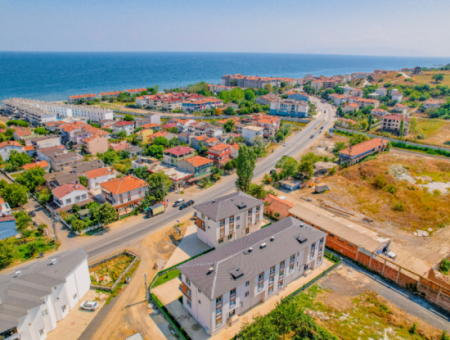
left=325, top=153, right=450, bottom=231
left=413, top=70, right=450, bottom=87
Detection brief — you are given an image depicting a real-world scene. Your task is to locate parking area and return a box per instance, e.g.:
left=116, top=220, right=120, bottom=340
left=46, top=290, right=108, bottom=340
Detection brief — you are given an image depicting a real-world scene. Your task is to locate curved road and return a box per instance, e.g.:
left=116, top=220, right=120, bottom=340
left=81, top=99, right=336, bottom=260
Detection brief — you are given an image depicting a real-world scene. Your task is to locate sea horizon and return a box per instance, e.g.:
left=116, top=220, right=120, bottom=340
left=1, top=51, right=449, bottom=103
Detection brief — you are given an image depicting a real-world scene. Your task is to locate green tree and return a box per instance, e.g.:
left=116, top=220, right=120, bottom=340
left=133, top=167, right=149, bottom=180
left=336, top=106, right=344, bottom=117
left=245, top=89, right=256, bottom=102
left=350, top=133, right=369, bottom=146
left=9, top=150, right=32, bottom=167
left=123, top=114, right=135, bottom=121
left=72, top=219, right=85, bottom=232
left=1, top=183, right=28, bottom=207
left=71, top=204, right=81, bottom=212
left=16, top=167, right=46, bottom=192
left=0, top=240, right=14, bottom=268
left=275, top=156, right=298, bottom=179
left=433, top=74, right=444, bottom=83
left=116, top=131, right=127, bottom=138
left=399, top=118, right=405, bottom=137
left=235, top=145, right=257, bottom=193
left=409, top=117, right=418, bottom=139
left=153, top=137, right=170, bottom=147
left=224, top=106, right=236, bottom=115
left=97, top=203, right=118, bottom=225
left=248, top=183, right=267, bottom=199
left=79, top=176, right=88, bottom=188
left=147, top=172, right=172, bottom=200
left=103, top=149, right=117, bottom=164
left=147, top=145, right=165, bottom=159
left=34, top=127, right=48, bottom=135
left=121, top=150, right=130, bottom=159
left=298, top=160, right=314, bottom=179
left=367, top=113, right=373, bottom=131
left=80, top=144, right=87, bottom=154
left=333, top=141, right=347, bottom=153
left=223, top=120, right=235, bottom=133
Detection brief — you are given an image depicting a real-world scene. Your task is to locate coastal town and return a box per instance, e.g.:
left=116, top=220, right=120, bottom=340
left=2, top=65, right=450, bottom=340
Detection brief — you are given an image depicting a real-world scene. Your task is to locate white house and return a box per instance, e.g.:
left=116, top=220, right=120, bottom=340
left=83, top=167, right=115, bottom=191
left=51, top=183, right=89, bottom=208
left=242, top=126, right=263, bottom=145
left=0, top=248, right=90, bottom=340
left=178, top=217, right=326, bottom=336
left=112, top=121, right=135, bottom=136
left=375, top=88, right=387, bottom=96
left=193, top=191, right=264, bottom=248
left=0, top=141, right=24, bottom=161
left=391, top=91, right=403, bottom=103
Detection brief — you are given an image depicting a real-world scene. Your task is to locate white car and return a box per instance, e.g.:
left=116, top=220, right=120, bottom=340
left=81, top=301, right=98, bottom=311
left=283, top=143, right=287, bottom=146
left=174, top=198, right=185, bottom=207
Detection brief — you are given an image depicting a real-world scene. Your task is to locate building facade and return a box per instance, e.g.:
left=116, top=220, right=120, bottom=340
left=269, top=99, right=308, bottom=117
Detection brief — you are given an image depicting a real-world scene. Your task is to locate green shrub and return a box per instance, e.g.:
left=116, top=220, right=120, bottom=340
left=440, top=258, right=450, bottom=274
left=392, top=201, right=405, bottom=211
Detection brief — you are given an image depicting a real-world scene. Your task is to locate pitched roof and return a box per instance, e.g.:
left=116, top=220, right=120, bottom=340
left=229, top=143, right=240, bottom=150
left=0, top=141, right=22, bottom=149
left=264, top=194, right=295, bottom=216
left=209, top=143, right=230, bottom=152
left=100, top=175, right=147, bottom=195
left=72, top=160, right=105, bottom=174
left=114, top=121, right=134, bottom=126
left=181, top=155, right=212, bottom=167
left=178, top=217, right=325, bottom=300
left=194, top=191, right=262, bottom=221
left=140, top=123, right=160, bottom=129
left=339, top=138, right=388, bottom=157
left=125, top=88, right=147, bottom=93
left=84, top=167, right=114, bottom=179
left=69, top=94, right=96, bottom=99
left=52, top=183, right=87, bottom=199
left=164, top=146, right=194, bottom=156
left=22, top=161, right=49, bottom=171
left=23, top=145, right=35, bottom=151
left=99, top=91, right=122, bottom=96
left=193, top=135, right=208, bottom=141
left=13, top=129, right=32, bottom=137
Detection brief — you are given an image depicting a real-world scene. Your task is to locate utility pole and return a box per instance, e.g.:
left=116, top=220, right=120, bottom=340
left=144, top=273, right=149, bottom=301
left=52, top=211, right=58, bottom=242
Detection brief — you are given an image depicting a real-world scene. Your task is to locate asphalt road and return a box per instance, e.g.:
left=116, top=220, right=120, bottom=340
left=83, top=99, right=336, bottom=260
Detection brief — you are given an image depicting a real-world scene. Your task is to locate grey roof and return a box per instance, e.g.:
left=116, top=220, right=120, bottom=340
left=73, top=160, right=105, bottom=174
left=44, top=172, right=79, bottom=185
left=124, top=145, right=143, bottom=154
left=0, top=248, right=87, bottom=333
left=194, top=191, right=263, bottom=221
left=178, top=217, right=325, bottom=300
left=48, top=152, right=82, bottom=163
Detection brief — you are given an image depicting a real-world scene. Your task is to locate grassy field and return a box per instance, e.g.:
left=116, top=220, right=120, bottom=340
left=323, top=152, right=450, bottom=231
left=152, top=269, right=180, bottom=288
left=413, top=70, right=450, bottom=87
left=414, top=118, right=450, bottom=146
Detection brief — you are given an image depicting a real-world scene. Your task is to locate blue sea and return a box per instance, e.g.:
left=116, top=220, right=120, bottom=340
left=0, top=52, right=449, bottom=102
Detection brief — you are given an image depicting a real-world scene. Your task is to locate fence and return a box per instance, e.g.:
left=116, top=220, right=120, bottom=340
left=89, top=250, right=139, bottom=292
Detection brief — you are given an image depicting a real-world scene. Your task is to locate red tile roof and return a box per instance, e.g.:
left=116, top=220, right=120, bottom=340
left=22, top=161, right=49, bottom=171
left=182, top=156, right=212, bottom=167
left=141, top=123, right=160, bottom=129
left=115, top=121, right=134, bottom=126
left=0, top=141, right=22, bottom=149
left=52, top=183, right=87, bottom=199
left=84, top=167, right=114, bottom=179
left=14, top=128, right=33, bottom=137
left=99, top=91, right=122, bottom=96
left=164, top=146, right=194, bottom=156
left=69, top=94, right=96, bottom=99
left=162, top=123, right=177, bottom=129
left=209, top=143, right=230, bottom=152
left=100, top=175, right=147, bottom=195
left=125, top=88, right=147, bottom=93
left=23, top=145, right=35, bottom=151
left=339, top=138, right=388, bottom=157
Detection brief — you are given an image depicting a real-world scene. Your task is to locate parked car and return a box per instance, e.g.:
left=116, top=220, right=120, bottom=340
left=283, top=143, right=287, bottom=146
left=186, top=200, right=194, bottom=206
left=81, top=301, right=98, bottom=311
left=28, top=211, right=36, bottom=217
left=173, top=199, right=184, bottom=207
left=179, top=203, right=189, bottom=210
left=310, top=135, right=314, bottom=138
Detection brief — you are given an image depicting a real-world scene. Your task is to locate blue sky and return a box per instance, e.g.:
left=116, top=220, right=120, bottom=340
left=1, top=0, right=449, bottom=56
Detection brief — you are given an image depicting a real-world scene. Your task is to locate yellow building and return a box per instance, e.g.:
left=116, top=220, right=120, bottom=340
left=136, top=129, right=154, bottom=144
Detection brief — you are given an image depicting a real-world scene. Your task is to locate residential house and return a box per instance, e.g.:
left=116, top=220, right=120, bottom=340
left=0, top=248, right=90, bottom=340
left=263, top=194, right=294, bottom=220
left=423, top=99, right=441, bottom=110
left=149, top=131, right=177, bottom=142
left=229, top=143, right=239, bottom=159
left=177, top=132, right=192, bottom=144
left=221, top=74, right=298, bottom=88
left=351, top=88, right=364, bottom=97
left=253, top=115, right=280, bottom=139
left=135, top=114, right=161, bottom=126
left=349, top=97, right=380, bottom=108
left=45, top=121, right=67, bottom=132
left=341, top=103, right=359, bottom=113
left=99, top=91, right=122, bottom=99
left=182, top=97, right=224, bottom=113
left=328, top=94, right=348, bottom=106
left=100, top=175, right=148, bottom=215
left=255, top=93, right=280, bottom=106
left=162, top=123, right=178, bottom=131
left=178, top=217, right=326, bottom=335
left=24, top=136, right=61, bottom=149
left=242, top=126, right=263, bottom=144
left=135, top=129, right=153, bottom=145
left=351, top=72, right=367, bottom=79
left=37, top=145, right=66, bottom=162
left=204, top=137, right=221, bottom=148
left=371, top=108, right=388, bottom=117
left=191, top=135, right=209, bottom=151
left=216, top=133, right=241, bottom=143
left=310, top=77, right=338, bottom=91
left=391, top=91, right=403, bottom=103
left=393, top=103, right=408, bottom=115
left=52, top=183, right=90, bottom=211
left=162, top=97, right=183, bottom=111
left=207, top=144, right=231, bottom=167
left=112, top=121, right=134, bottom=136
left=336, top=118, right=358, bottom=128
left=48, top=153, right=84, bottom=172
left=163, top=146, right=195, bottom=167
left=270, top=99, right=309, bottom=117
left=109, top=141, right=130, bottom=152
left=72, top=159, right=105, bottom=175
left=193, top=191, right=264, bottom=248
left=338, top=138, right=389, bottom=165
left=167, top=118, right=196, bottom=132
left=140, top=123, right=160, bottom=130
left=44, top=172, right=80, bottom=190
left=178, top=156, right=213, bottom=182
left=382, top=114, right=409, bottom=135
left=22, top=160, right=50, bottom=173
left=0, top=141, right=24, bottom=161
left=289, top=202, right=390, bottom=261
left=82, top=135, right=109, bottom=155
left=286, top=91, right=310, bottom=102
left=278, top=179, right=302, bottom=191
left=23, top=145, right=36, bottom=157
left=13, top=128, right=33, bottom=141
left=234, top=123, right=247, bottom=134
left=375, top=88, right=388, bottom=96
left=124, top=145, right=143, bottom=157
left=99, top=119, right=116, bottom=129
left=83, top=167, right=115, bottom=191
left=68, top=94, right=97, bottom=103
left=125, top=88, right=147, bottom=96
left=314, top=161, right=337, bottom=176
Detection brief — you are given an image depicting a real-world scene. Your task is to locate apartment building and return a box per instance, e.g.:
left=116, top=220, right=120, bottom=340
left=125, top=88, right=147, bottom=96
left=207, top=143, right=231, bottom=167
left=253, top=115, right=280, bottom=139
left=100, top=175, right=148, bottom=215
left=286, top=91, right=310, bottom=102
left=163, top=146, right=195, bottom=167
left=221, top=74, right=298, bottom=88
left=255, top=93, right=280, bottom=106
left=351, top=72, right=368, bottom=79
left=83, top=167, right=115, bottom=191
left=72, top=159, right=105, bottom=175
left=178, top=217, right=326, bottom=335
left=182, top=97, right=224, bottom=113
left=328, top=94, right=348, bottom=106
left=0, top=248, right=90, bottom=340
left=242, top=126, right=263, bottom=144
left=162, top=97, right=183, bottom=111
left=48, top=153, right=84, bottom=172
left=310, top=77, right=338, bottom=91
left=269, top=99, right=309, bottom=117
left=0, top=141, right=24, bottom=161
left=382, top=114, right=409, bottom=135
left=24, top=136, right=61, bottom=149
left=348, top=97, right=380, bottom=108
left=112, top=121, right=135, bottom=136
left=178, top=156, right=213, bottom=181
left=99, top=91, right=122, bottom=99
left=193, top=191, right=264, bottom=248
left=82, top=135, right=109, bottom=155
left=68, top=94, right=97, bottom=103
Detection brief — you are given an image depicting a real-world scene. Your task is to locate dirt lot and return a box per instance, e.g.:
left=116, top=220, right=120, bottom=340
left=414, top=118, right=450, bottom=147
left=307, top=263, right=449, bottom=339
left=83, top=215, right=194, bottom=340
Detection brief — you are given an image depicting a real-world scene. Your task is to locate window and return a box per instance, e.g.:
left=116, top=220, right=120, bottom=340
left=245, top=281, right=250, bottom=287
left=229, top=309, right=236, bottom=318
left=230, top=288, right=236, bottom=307
left=236, top=216, right=240, bottom=221
left=248, top=208, right=252, bottom=224
left=245, top=227, right=249, bottom=235
left=198, top=300, right=201, bottom=304
left=186, top=278, right=191, bottom=286
left=39, top=329, right=44, bottom=337
left=218, top=238, right=224, bottom=244
left=228, top=234, right=233, bottom=240
left=61, top=305, right=67, bottom=313
left=187, top=299, right=192, bottom=308
left=65, top=198, right=71, bottom=204
left=258, top=272, right=264, bottom=291
left=73, top=293, right=77, bottom=299
left=310, top=243, right=316, bottom=259
left=198, top=289, right=201, bottom=293
left=245, top=291, right=249, bottom=297
left=42, top=309, right=48, bottom=316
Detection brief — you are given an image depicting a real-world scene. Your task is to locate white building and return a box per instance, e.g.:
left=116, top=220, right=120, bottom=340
left=0, top=248, right=90, bottom=340
left=112, top=121, right=135, bottom=136
left=0, top=141, right=24, bottom=161
left=178, top=217, right=326, bottom=336
left=269, top=99, right=309, bottom=118
left=375, top=88, right=387, bottom=96
left=391, top=91, right=403, bottom=103
left=83, top=167, right=115, bottom=191
left=193, top=191, right=264, bottom=248
left=51, top=183, right=89, bottom=208
left=242, top=126, right=263, bottom=144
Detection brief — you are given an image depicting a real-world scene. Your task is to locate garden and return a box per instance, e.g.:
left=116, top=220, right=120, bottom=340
left=89, top=252, right=135, bottom=288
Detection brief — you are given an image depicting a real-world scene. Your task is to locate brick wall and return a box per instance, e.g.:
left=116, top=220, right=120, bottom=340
left=369, top=257, right=384, bottom=275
